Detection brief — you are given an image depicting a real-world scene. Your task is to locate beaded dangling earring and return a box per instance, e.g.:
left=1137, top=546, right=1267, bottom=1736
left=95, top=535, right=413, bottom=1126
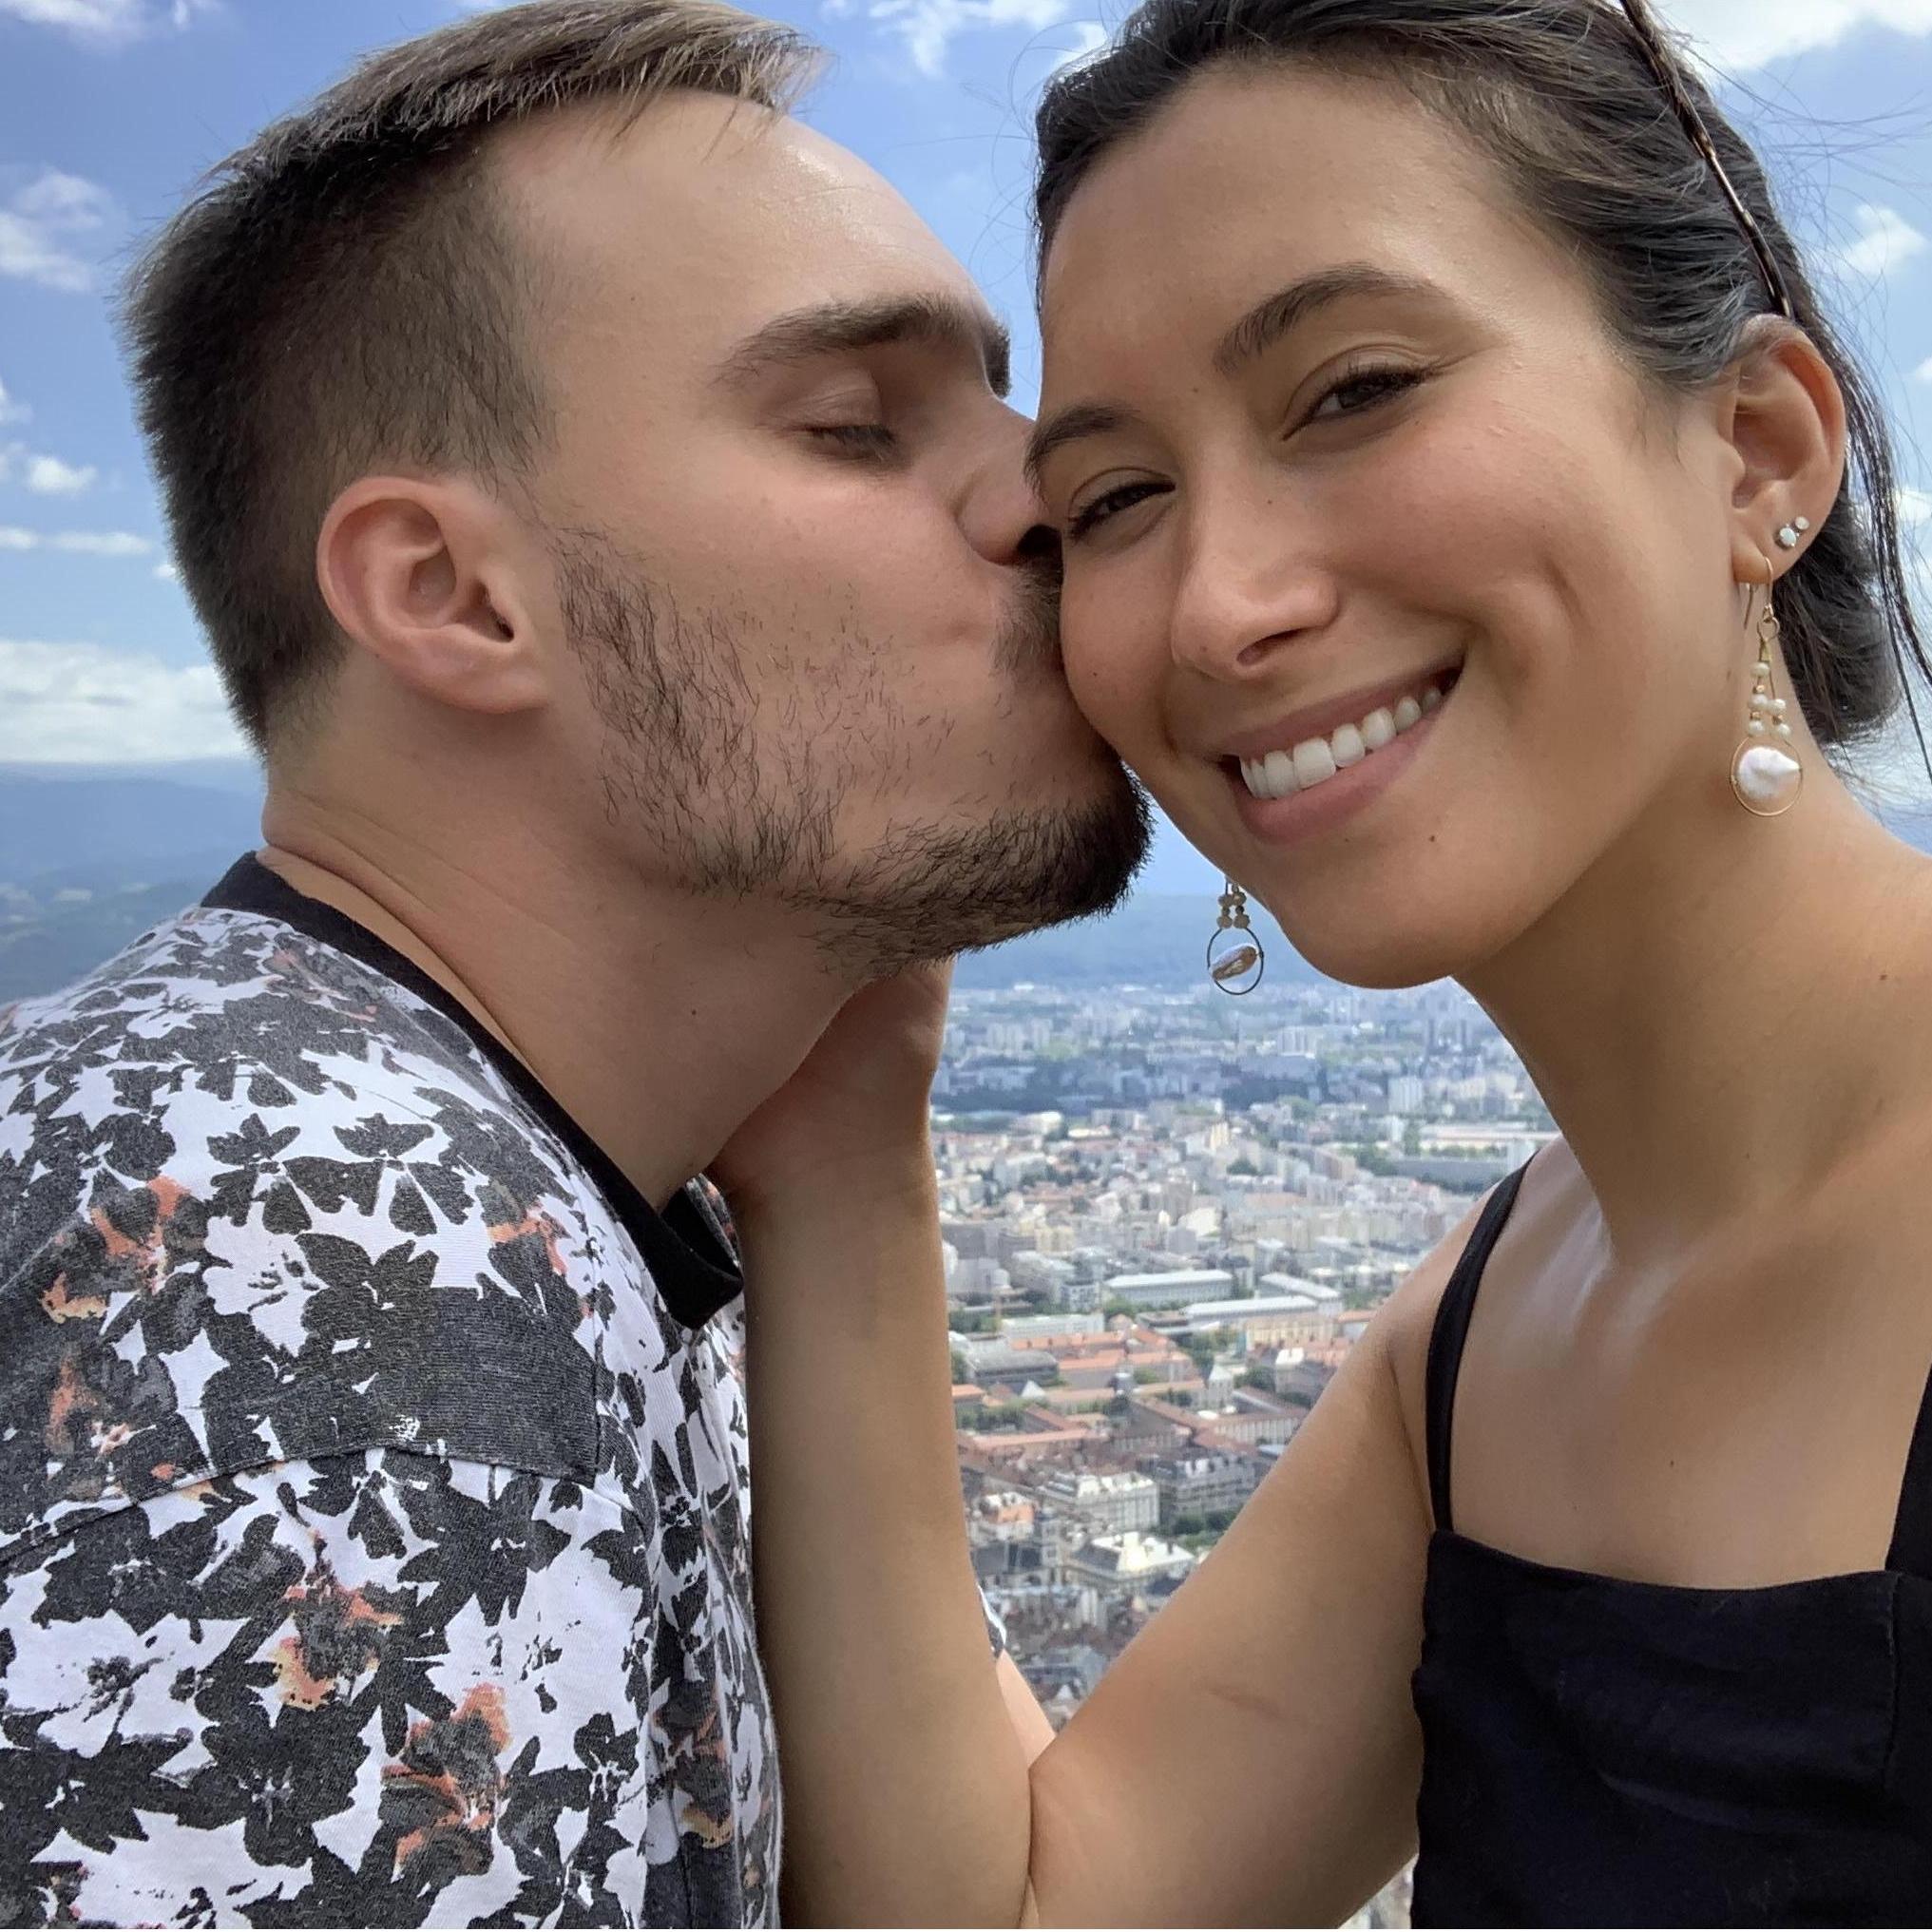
left=1207, top=880, right=1264, bottom=994
left=1731, top=592, right=1803, bottom=817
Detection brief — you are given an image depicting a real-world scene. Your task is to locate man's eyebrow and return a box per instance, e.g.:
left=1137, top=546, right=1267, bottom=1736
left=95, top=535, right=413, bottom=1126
left=1214, top=264, right=1440, bottom=376
left=714, top=293, right=1012, bottom=396
left=1025, top=267, right=1438, bottom=492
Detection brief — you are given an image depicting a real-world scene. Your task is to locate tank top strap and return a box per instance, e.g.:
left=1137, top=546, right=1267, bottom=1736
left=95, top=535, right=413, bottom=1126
left=1424, top=1163, right=1531, bottom=1536
left=1885, top=1354, right=1932, bottom=1578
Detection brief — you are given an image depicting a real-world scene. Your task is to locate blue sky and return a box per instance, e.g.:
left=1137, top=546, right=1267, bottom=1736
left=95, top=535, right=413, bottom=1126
left=4, top=0, right=1932, bottom=812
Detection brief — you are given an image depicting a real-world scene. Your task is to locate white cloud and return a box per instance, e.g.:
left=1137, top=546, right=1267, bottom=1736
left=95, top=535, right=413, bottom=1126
left=22, top=452, right=96, bottom=495
left=0, top=0, right=213, bottom=45
left=0, top=638, right=243, bottom=763
left=0, top=378, right=27, bottom=426
left=1898, top=488, right=1932, bottom=526
left=0, top=168, right=117, bottom=295
left=1838, top=203, right=1929, bottom=279
left=865, top=0, right=1073, bottom=76
left=153, top=558, right=180, bottom=582
left=839, top=0, right=1932, bottom=84
left=0, top=525, right=152, bottom=556
left=1046, top=18, right=1106, bottom=67
left=1666, top=0, right=1932, bottom=68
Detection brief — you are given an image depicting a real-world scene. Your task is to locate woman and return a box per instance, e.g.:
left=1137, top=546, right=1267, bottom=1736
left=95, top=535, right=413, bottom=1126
left=717, top=0, right=1932, bottom=1922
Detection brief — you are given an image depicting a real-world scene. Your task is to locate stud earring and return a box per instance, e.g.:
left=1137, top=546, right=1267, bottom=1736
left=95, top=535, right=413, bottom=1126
left=1775, top=515, right=1811, bottom=550
left=1731, top=594, right=1803, bottom=816
left=1207, top=880, right=1265, bottom=994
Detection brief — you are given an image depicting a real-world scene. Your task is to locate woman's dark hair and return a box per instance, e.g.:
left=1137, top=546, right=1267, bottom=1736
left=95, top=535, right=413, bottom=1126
left=1034, top=0, right=1929, bottom=758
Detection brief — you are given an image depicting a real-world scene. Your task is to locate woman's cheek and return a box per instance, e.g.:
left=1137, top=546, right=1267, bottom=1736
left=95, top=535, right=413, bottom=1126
left=1063, top=594, right=1160, bottom=758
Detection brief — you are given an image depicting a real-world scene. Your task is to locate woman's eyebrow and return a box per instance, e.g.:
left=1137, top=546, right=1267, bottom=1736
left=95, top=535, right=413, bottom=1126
left=1024, top=401, right=1145, bottom=497
left=1213, top=263, right=1441, bottom=375
left=1027, top=265, right=1442, bottom=490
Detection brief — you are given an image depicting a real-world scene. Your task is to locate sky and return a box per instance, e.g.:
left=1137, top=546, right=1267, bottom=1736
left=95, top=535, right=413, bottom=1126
left=4, top=0, right=1932, bottom=814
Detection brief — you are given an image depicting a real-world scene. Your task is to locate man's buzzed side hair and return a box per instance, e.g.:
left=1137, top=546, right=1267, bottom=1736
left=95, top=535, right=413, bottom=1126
left=124, top=0, right=818, bottom=749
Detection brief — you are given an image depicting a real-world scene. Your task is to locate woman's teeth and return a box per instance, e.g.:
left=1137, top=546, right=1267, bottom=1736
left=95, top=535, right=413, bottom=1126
left=1238, top=681, right=1444, bottom=800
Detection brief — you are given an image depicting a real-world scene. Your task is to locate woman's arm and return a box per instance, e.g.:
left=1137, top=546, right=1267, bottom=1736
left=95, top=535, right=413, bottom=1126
left=720, top=973, right=1473, bottom=1927
left=739, top=1158, right=1041, bottom=1925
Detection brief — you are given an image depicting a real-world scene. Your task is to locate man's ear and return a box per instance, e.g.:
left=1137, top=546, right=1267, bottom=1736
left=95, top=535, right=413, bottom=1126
left=316, top=475, right=549, bottom=716
left=1715, top=321, right=1846, bottom=588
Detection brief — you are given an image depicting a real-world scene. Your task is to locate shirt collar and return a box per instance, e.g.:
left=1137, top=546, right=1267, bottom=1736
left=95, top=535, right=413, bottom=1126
left=201, top=854, right=744, bottom=1329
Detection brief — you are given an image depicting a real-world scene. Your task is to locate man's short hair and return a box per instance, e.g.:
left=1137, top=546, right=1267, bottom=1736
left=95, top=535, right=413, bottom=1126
left=124, top=0, right=819, bottom=750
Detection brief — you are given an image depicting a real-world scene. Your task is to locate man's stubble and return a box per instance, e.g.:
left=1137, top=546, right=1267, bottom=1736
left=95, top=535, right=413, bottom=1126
left=554, top=526, right=1151, bottom=978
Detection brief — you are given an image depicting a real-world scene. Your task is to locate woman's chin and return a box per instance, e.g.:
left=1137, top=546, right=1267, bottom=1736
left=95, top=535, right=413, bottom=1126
left=1258, top=898, right=1498, bottom=992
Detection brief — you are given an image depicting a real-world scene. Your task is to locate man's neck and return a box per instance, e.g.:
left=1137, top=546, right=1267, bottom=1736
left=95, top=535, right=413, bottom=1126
left=258, top=805, right=855, bottom=1213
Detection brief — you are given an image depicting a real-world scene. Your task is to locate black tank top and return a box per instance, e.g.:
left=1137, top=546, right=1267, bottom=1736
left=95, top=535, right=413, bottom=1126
left=1411, top=1166, right=1932, bottom=1926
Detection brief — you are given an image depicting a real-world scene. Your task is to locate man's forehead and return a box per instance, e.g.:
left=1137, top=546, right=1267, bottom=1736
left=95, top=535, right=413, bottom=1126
left=496, top=93, right=1001, bottom=395
left=499, top=91, right=957, bottom=297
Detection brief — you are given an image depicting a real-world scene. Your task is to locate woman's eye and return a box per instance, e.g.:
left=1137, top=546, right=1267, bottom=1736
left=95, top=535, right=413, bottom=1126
left=1065, top=479, right=1170, bottom=543
left=1306, top=364, right=1427, bottom=423
left=806, top=423, right=900, bottom=460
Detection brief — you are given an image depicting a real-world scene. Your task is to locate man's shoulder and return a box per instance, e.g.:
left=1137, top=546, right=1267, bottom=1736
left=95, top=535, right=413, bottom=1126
left=0, top=904, right=708, bottom=1566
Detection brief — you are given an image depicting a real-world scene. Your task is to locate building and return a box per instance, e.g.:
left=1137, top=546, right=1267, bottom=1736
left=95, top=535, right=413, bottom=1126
left=956, top=1335, right=1061, bottom=1387
left=1103, top=1268, right=1235, bottom=1310
left=1007, top=1251, right=1078, bottom=1304
left=1388, top=1075, right=1425, bottom=1114
left=1017, top=1644, right=1111, bottom=1707
left=1063, top=1529, right=1197, bottom=1591
left=974, top=1489, right=1037, bottom=1537
left=1272, top=1349, right=1337, bottom=1407
left=1003, top=1310, right=1103, bottom=1344
left=1253, top=1273, right=1343, bottom=1308
left=1037, top=1469, right=1160, bottom=1535
left=1193, top=1389, right=1303, bottom=1448
left=1144, top=1452, right=1262, bottom=1526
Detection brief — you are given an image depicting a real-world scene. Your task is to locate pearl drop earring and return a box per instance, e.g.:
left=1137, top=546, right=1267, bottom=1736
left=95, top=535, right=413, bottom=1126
left=1731, top=594, right=1803, bottom=816
left=1206, top=880, right=1264, bottom=994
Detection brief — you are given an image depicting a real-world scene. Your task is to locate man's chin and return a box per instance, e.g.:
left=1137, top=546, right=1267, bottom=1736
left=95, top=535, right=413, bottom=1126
left=808, top=774, right=1154, bottom=977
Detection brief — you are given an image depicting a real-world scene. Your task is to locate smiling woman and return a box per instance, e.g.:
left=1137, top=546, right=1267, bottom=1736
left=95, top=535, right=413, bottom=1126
left=727, top=1, right=1932, bottom=1927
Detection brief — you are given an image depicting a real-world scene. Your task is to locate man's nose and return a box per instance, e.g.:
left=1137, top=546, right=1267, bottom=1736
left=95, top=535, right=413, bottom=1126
left=961, top=399, right=1057, bottom=569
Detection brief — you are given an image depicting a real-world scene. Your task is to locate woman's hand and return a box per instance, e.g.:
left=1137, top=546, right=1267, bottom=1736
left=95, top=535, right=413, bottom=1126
left=711, top=961, right=951, bottom=1222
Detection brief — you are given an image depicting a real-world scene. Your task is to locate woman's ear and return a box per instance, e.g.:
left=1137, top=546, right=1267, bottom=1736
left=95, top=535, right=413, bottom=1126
left=316, top=474, right=550, bottom=716
left=1716, top=321, right=1846, bottom=587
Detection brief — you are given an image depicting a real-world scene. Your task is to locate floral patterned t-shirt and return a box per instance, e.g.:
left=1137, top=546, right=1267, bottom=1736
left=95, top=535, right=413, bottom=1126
left=0, top=856, right=777, bottom=1927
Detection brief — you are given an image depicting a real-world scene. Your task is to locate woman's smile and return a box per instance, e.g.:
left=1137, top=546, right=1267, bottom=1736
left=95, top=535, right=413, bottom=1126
left=1221, top=656, right=1463, bottom=846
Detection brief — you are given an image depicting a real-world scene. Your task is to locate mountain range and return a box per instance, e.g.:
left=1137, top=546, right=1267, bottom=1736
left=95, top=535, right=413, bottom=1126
left=0, top=762, right=1299, bottom=1003
left=7, top=760, right=1929, bottom=1007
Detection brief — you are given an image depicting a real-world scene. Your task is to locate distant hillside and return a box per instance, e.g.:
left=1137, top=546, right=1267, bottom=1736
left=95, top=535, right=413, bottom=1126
left=0, top=765, right=261, bottom=889
left=955, top=893, right=1316, bottom=988
left=3, top=761, right=1928, bottom=1005
left=1, top=882, right=206, bottom=1007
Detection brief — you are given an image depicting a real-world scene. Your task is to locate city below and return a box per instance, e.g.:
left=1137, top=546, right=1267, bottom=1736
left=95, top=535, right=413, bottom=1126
left=933, top=975, right=1543, bottom=1926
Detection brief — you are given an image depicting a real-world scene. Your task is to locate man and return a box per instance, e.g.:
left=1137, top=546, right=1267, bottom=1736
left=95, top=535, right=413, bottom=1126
left=0, top=3, right=1147, bottom=1922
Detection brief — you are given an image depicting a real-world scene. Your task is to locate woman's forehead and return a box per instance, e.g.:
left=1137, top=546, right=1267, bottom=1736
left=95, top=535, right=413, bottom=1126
left=1037, top=68, right=1528, bottom=361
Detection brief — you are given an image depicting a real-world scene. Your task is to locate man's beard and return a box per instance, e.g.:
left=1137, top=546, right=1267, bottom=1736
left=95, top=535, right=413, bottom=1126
left=554, top=526, right=1151, bottom=978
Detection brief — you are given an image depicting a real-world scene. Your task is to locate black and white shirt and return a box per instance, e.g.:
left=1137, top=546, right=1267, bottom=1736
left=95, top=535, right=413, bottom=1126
left=0, top=856, right=777, bottom=1928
